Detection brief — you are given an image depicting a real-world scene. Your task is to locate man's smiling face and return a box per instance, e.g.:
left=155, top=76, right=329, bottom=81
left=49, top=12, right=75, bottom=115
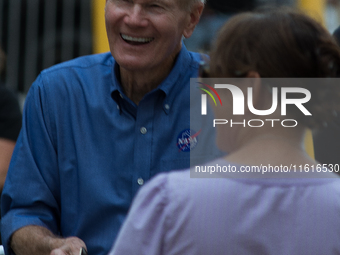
left=105, top=0, right=193, bottom=72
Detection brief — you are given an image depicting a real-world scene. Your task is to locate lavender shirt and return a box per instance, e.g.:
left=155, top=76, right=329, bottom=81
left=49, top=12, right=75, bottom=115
left=109, top=159, right=340, bottom=255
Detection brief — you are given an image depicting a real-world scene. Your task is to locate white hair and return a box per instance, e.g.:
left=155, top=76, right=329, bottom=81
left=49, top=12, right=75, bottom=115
left=193, top=0, right=206, bottom=4
left=182, top=0, right=205, bottom=11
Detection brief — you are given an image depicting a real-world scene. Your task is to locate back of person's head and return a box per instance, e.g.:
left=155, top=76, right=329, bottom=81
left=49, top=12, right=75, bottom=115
left=209, top=7, right=340, bottom=129
left=210, top=7, right=340, bottom=78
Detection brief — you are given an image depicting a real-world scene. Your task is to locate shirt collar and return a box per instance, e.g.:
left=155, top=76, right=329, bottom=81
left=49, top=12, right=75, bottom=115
left=110, top=43, right=193, bottom=113
left=156, top=43, right=191, bottom=96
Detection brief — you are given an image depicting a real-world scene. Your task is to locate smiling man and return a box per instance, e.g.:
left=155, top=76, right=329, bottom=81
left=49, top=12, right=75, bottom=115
left=1, top=0, right=207, bottom=255
left=105, top=0, right=202, bottom=104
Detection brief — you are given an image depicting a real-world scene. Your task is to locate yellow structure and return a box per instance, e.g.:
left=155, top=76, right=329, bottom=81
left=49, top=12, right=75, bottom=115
left=297, top=0, right=327, bottom=158
left=304, top=130, right=314, bottom=158
left=92, top=0, right=110, bottom=54
left=298, top=0, right=326, bottom=25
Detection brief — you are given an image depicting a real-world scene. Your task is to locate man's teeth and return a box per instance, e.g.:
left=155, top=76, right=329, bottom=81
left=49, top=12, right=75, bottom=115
left=121, top=34, right=154, bottom=43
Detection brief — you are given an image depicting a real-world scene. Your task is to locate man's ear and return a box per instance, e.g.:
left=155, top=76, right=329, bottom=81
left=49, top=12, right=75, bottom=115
left=183, top=3, right=204, bottom=39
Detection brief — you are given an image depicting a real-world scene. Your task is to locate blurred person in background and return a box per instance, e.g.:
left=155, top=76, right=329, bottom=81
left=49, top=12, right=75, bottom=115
left=109, top=8, right=340, bottom=255
left=0, top=0, right=222, bottom=255
left=184, top=0, right=256, bottom=52
left=333, top=23, right=340, bottom=43
left=0, top=46, right=22, bottom=245
left=183, top=0, right=295, bottom=52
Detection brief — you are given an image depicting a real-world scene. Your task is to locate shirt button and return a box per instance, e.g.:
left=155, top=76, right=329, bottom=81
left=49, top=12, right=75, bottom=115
left=117, top=105, right=120, bottom=110
left=140, top=127, right=147, bottom=134
left=119, top=93, right=123, bottom=98
left=164, top=104, right=170, bottom=110
left=137, top=178, right=144, bottom=186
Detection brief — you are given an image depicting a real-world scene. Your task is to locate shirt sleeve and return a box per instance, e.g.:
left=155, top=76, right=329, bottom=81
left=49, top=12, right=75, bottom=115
left=0, top=86, right=22, bottom=141
left=1, top=76, right=61, bottom=255
left=108, top=173, right=170, bottom=255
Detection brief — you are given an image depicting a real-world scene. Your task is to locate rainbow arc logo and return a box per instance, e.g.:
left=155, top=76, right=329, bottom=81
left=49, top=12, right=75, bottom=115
left=198, top=82, right=222, bottom=115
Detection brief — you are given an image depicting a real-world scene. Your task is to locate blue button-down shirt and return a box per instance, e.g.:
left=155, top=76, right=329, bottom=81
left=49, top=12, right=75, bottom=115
left=1, top=45, right=220, bottom=255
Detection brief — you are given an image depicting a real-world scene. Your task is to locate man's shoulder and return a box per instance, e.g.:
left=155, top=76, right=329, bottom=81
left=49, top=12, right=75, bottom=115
left=188, top=51, right=206, bottom=64
left=188, top=51, right=203, bottom=60
left=42, top=52, right=114, bottom=75
left=29, top=52, right=114, bottom=98
left=186, top=51, right=208, bottom=72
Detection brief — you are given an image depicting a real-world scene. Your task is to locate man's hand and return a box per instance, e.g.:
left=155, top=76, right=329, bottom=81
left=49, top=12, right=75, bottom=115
left=11, top=225, right=87, bottom=255
left=50, top=237, right=87, bottom=255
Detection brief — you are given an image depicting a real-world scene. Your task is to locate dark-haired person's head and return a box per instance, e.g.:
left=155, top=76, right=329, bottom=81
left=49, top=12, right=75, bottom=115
left=210, top=8, right=340, bottom=78
left=209, top=8, right=340, bottom=130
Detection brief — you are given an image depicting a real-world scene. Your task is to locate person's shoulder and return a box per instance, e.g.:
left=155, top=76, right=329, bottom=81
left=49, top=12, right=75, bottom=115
left=26, top=53, right=114, bottom=100
left=140, top=170, right=191, bottom=199
left=141, top=172, right=173, bottom=194
left=34, top=52, right=113, bottom=87
left=309, top=178, right=340, bottom=217
left=157, top=169, right=208, bottom=198
left=41, top=52, right=114, bottom=75
left=188, top=51, right=203, bottom=61
left=320, top=177, right=340, bottom=195
left=188, top=51, right=207, bottom=64
left=186, top=50, right=209, bottom=74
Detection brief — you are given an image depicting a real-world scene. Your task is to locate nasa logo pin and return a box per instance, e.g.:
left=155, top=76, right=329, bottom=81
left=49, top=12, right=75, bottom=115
left=176, top=129, right=201, bottom=152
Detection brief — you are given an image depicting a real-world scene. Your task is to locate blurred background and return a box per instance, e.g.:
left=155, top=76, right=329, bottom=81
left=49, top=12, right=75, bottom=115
left=0, top=0, right=339, bottom=97
left=0, top=0, right=339, bottom=165
left=0, top=0, right=92, bottom=98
